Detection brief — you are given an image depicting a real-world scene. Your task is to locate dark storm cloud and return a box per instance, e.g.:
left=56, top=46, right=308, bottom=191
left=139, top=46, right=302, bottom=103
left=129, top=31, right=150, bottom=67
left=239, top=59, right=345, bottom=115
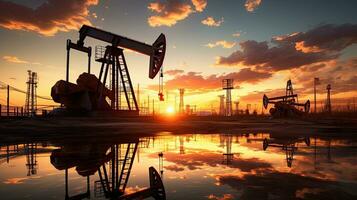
left=274, top=24, right=357, bottom=52
left=216, top=40, right=337, bottom=72
left=0, top=0, right=98, bottom=36
left=217, top=24, right=357, bottom=72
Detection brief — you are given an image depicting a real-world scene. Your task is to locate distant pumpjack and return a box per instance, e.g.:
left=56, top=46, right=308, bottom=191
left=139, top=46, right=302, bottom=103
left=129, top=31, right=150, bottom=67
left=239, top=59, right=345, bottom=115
left=218, top=95, right=225, bottom=116
left=263, top=80, right=310, bottom=118
left=179, top=88, right=185, bottom=114
left=325, top=84, right=332, bottom=113
left=222, top=79, right=234, bottom=116
left=25, top=70, right=38, bottom=116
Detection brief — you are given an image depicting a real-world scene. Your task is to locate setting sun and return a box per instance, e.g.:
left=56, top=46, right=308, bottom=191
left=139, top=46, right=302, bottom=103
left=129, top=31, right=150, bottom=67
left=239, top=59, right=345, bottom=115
left=166, top=106, right=175, bottom=114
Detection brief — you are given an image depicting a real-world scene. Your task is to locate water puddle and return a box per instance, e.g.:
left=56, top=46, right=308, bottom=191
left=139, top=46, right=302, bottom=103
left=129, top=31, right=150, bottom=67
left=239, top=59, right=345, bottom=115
left=1, top=133, right=357, bottom=199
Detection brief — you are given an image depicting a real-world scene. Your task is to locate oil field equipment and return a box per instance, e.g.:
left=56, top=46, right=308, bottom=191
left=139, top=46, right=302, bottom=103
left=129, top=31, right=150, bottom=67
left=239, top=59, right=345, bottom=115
left=51, top=25, right=166, bottom=115
left=263, top=80, right=310, bottom=117
left=263, top=136, right=310, bottom=167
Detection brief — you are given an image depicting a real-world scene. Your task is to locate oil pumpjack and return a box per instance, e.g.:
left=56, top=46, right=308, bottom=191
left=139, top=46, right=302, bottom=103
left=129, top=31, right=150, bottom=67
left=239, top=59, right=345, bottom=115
left=51, top=25, right=166, bottom=115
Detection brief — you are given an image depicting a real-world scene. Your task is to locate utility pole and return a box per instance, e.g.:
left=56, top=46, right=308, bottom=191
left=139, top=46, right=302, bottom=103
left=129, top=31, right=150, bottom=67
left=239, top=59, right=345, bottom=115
left=326, top=84, right=332, bottom=113
left=179, top=88, right=185, bottom=114
left=314, top=77, right=319, bottom=113
left=7, top=85, right=9, bottom=116
left=147, top=95, right=150, bottom=115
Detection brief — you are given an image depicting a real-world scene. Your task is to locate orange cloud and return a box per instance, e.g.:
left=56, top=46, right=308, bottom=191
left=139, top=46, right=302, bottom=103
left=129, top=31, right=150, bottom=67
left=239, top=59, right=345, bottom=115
left=207, top=194, right=234, bottom=200
left=191, top=0, right=207, bottom=12
left=245, top=0, right=262, bottom=12
left=0, top=0, right=98, bottom=36
left=295, top=41, right=323, bottom=53
left=149, top=68, right=272, bottom=92
left=148, top=1, right=193, bottom=27
left=3, top=177, right=28, bottom=184
left=165, top=69, right=185, bottom=76
left=206, top=40, right=236, bottom=49
left=2, top=55, right=28, bottom=64
left=201, top=17, right=224, bottom=27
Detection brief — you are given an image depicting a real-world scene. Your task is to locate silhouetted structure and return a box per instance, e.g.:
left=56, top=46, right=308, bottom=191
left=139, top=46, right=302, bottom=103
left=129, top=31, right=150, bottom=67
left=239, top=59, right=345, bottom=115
left=25, top=70, right=38, bottom=116
left=222, top=134, right=234, bottom=165
left=25, top=143, right=38, bottom=176
left=222, top=79, right=233, bottom=116
left=314, top=77, right=320, bottom=113
left=53, top=25, right=166, bottom=115
left=263, top=137, right=310, bottom=167
left=179, top=88, right=185, bottom=114
left=263, top=80, right=310, bottom=117
left=325, top=84, right=332, bottom=113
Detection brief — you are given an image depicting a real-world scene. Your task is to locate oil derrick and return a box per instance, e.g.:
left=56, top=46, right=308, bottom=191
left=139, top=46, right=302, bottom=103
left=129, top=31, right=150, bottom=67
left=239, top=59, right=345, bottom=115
left=222, top=79, right=233, bottom=116
left=218, top=95, right=225, bottom=116
left=325, top=84, right=332, bottom=113
left=25, top=143, right=38, bottom=176
left=179, top=88, right=185, bottom=114
left=25, top=70, right=38, bottom=116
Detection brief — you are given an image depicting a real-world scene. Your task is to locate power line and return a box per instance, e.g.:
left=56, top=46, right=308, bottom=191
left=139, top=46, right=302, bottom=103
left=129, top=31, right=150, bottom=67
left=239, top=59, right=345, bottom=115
left=0, top=81, right=52, bottom=101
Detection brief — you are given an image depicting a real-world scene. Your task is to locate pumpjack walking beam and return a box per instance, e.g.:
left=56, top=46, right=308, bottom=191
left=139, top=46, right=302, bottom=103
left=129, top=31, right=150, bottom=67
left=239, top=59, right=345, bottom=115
left=77, top=25, right=166, bottom=79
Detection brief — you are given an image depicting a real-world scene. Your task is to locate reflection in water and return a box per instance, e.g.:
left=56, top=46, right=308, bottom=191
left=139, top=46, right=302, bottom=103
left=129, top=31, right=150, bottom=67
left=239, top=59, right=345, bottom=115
left=1, top=133, right=357, bottom=200
left=263, top=136, right=310, bottom=167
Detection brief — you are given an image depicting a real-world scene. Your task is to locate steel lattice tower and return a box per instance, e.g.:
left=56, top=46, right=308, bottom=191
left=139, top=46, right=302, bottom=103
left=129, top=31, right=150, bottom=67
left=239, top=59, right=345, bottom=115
left=222, top=79, right=233, bottom=116
left=25, top=70, right=38, bottom=116
left=179, top=88, right=185, bottom=114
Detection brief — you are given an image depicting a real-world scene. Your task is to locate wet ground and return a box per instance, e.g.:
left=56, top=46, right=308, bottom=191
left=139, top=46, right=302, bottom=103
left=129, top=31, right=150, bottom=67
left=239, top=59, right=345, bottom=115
left=1, top=132, right=357, bottom=200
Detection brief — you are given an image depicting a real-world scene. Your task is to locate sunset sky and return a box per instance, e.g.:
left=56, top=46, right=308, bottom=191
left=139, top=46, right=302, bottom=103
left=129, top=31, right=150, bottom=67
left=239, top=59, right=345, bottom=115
left=0, top=0, right=356, bottom=112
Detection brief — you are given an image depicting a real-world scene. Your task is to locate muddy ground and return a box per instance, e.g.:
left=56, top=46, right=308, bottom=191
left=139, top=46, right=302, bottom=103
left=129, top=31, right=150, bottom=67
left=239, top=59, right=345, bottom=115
left=1, top=115, right=356, bottom=144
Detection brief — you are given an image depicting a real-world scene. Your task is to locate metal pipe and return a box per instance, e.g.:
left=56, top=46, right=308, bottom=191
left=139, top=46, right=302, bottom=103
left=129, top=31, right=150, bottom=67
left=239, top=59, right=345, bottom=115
left=268, top=94, right=297, bottom=101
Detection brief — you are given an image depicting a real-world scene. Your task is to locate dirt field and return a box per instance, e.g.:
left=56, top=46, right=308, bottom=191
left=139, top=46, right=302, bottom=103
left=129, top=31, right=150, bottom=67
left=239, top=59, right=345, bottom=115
left=1, top=115, right=356, bottom=143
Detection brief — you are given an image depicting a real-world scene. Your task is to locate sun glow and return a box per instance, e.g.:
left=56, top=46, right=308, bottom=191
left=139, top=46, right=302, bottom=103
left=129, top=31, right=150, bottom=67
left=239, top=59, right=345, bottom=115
left=166, top=106, right=175, bottom=114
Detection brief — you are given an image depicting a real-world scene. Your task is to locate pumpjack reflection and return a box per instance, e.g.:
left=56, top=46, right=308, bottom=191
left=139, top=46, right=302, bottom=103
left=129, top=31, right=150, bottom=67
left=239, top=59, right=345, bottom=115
left=50, top=137, right=166, bottom=200
left=263, top=136, right=310, bottom=167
